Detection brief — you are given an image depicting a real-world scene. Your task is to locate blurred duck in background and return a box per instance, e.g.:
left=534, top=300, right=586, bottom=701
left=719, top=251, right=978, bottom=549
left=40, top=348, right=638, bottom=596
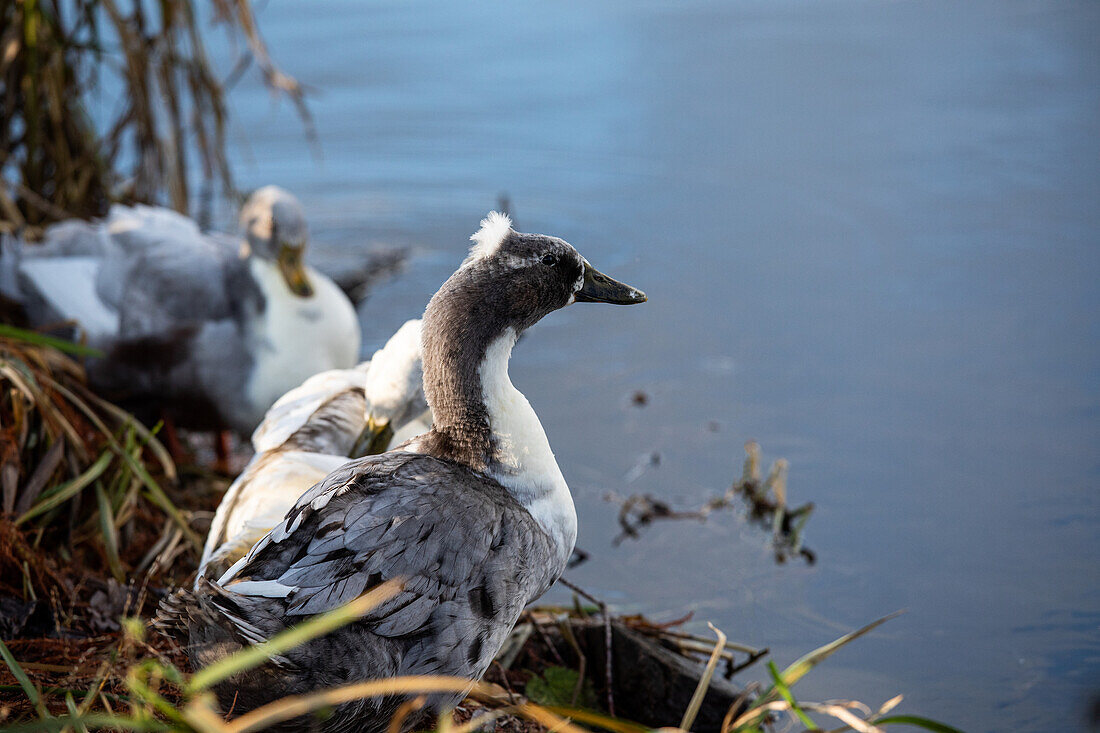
left=198, top=319, right=428, bottom=582
left=1, top=186, right=361, bottom=452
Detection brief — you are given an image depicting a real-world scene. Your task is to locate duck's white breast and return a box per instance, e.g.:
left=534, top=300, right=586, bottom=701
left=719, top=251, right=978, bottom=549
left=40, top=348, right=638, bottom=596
left=245, top=259, right=361, bottom=425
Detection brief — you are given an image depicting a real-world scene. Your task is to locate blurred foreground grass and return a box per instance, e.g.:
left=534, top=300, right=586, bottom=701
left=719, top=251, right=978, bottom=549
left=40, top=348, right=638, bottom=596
left=0, top=589, right=959, bottom=733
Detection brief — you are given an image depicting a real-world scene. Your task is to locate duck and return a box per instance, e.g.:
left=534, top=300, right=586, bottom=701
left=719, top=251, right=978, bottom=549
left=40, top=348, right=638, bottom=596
left=157, top=212, right=646, bottom=731
left=2, top=203, right=219, bottom=342
left=198, top=319, right=429, bottom=582
left=4, top=186, right=361, bottom=435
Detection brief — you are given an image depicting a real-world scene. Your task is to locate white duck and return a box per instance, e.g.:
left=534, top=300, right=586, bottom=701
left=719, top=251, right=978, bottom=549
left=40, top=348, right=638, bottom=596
left=5, top=187, right=361, bottom=435
left=198, top=319, right=428, bottom=582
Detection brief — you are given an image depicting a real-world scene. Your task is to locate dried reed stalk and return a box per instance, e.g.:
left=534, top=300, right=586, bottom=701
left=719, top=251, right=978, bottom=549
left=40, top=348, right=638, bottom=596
left=1, top=0, right=308, bottom=237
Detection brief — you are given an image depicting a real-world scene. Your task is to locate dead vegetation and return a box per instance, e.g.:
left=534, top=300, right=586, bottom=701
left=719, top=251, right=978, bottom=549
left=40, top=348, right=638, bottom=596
left=607, top=442, right=816, bottom=564
left=0, top=0, right=309, bottom=236
left=0, top=326, right=219, bottom=638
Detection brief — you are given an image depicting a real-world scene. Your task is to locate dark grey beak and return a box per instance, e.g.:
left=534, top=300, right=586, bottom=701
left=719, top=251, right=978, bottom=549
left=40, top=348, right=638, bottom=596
left=574, top=262, right=647, bottom=305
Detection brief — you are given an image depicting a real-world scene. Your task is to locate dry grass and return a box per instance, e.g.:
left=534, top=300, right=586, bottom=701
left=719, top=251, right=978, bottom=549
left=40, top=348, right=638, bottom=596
left=0, top=599, right=959, bottom=733
left=0, top=326, right=217, bottom=640
left=1, top=0, right=309, bottom=236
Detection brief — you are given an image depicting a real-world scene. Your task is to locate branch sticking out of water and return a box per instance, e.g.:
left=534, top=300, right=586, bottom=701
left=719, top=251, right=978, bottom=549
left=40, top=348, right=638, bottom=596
left=605, top=441, right=816, bottom=564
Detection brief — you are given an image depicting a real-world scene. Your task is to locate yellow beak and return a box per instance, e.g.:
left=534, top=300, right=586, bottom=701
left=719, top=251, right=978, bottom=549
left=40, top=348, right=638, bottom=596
left=350, top=415, right=395, bottom=458
left=278, top=244, right=314, bottom=297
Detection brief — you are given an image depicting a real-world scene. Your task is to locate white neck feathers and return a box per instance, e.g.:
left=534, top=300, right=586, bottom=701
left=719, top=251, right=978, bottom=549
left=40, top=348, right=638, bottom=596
left=478, top=329, right=577, bottom=568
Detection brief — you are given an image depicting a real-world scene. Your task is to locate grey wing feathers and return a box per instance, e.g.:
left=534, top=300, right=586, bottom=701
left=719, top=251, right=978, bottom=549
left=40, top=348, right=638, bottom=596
left=252, top=368, right=369, bottom=454
left=117, top=233, right=239, bottom=338
left=225, top=452, right=557, bottom=673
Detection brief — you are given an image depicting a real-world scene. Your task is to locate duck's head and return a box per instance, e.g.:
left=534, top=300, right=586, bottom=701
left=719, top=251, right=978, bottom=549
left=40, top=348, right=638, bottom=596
left=418, top=212, right=646, bottom=469
left=239, top=185, right=314, bottom=298
left=352, top=319, right=428, bottom=456
left=437, top=211, right=646, bottom=334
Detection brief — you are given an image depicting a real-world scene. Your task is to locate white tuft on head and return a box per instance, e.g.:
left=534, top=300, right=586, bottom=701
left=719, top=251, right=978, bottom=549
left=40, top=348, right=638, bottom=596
left=467, top=211, right=513, bottom=261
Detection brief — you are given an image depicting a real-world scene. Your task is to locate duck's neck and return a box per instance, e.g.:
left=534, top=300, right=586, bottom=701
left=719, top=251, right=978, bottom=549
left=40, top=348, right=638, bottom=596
left=419, top=303, right=576, bottom=567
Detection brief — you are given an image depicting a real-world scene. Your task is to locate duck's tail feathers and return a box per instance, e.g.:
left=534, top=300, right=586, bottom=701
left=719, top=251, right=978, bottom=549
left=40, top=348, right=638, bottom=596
left=153, top=584, right=198, bottom=645
left=155, top=577, right=293, bottom=669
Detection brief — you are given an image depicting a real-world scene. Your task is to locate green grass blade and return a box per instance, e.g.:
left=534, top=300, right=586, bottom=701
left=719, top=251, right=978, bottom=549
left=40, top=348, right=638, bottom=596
left=767, top=661, right=815, bottom=730
left=44, top=382, right=183, bottom=523
left=186, top=579, right=403, bottom=692
left=63, top=691, right=90, bottom=733
left=95, top=482, right=125, bottom=583
left=778, top=611, right=903, bottom=687
left=16, top=451, right=113, bottom=525
left=125, top=661, right=190, bottom=725
left=0, top=637, right=46, bottom=718
left=751, top=611, right=903, bottom=710
left=0, top=324, right=104, bottom=358
left=876, top=714, right=965, bottom=732
left=85, top=400, right=175, bottom=482
left=118, top=446, right=202, bottom=552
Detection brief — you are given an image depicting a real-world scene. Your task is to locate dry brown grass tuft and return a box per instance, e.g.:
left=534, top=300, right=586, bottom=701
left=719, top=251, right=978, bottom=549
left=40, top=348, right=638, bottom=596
left=1, top=0, right=309, bottom=236
left=0, top=328, right=216, bottom=639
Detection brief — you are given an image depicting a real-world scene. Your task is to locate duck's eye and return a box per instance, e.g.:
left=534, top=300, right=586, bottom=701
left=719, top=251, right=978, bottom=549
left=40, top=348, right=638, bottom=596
left=540, top=254, right=558, bottom=266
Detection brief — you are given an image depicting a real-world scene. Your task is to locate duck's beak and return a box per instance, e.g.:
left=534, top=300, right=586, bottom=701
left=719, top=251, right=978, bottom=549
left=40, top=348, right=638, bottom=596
left=278, top=243, right=314, bottom=298
left=350, top=415, right=395, bottom=458
left=574, top=261, right=647, bottom=305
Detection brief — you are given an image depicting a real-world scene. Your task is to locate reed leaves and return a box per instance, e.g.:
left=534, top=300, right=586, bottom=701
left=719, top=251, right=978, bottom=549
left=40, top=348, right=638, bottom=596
left=1, top=0, right=308, bottom=236
left=0, top=328, right=194, bottom=626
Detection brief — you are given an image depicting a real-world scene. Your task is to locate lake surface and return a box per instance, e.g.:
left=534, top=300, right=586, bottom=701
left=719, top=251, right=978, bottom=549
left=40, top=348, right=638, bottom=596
left=207, top=1, right=1099, bottom=730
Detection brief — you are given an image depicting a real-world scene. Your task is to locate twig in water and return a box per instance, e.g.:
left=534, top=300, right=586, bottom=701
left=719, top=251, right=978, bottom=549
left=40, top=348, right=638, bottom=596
left=606, top=442, right=816, bottom=564
left=726, top=648, right=769, bottom=679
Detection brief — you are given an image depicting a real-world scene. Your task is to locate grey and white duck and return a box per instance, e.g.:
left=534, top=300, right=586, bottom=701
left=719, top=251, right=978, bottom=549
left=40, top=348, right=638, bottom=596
left=158, top=212, right=646, bottom=731
left=3, top=186, right=360, bottom=434
left=198, top=319, right=429, bottom=582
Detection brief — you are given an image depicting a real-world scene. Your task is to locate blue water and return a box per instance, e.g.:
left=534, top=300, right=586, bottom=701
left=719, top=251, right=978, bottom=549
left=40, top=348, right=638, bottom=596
left=196, top=1, right=1099, bottom=729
